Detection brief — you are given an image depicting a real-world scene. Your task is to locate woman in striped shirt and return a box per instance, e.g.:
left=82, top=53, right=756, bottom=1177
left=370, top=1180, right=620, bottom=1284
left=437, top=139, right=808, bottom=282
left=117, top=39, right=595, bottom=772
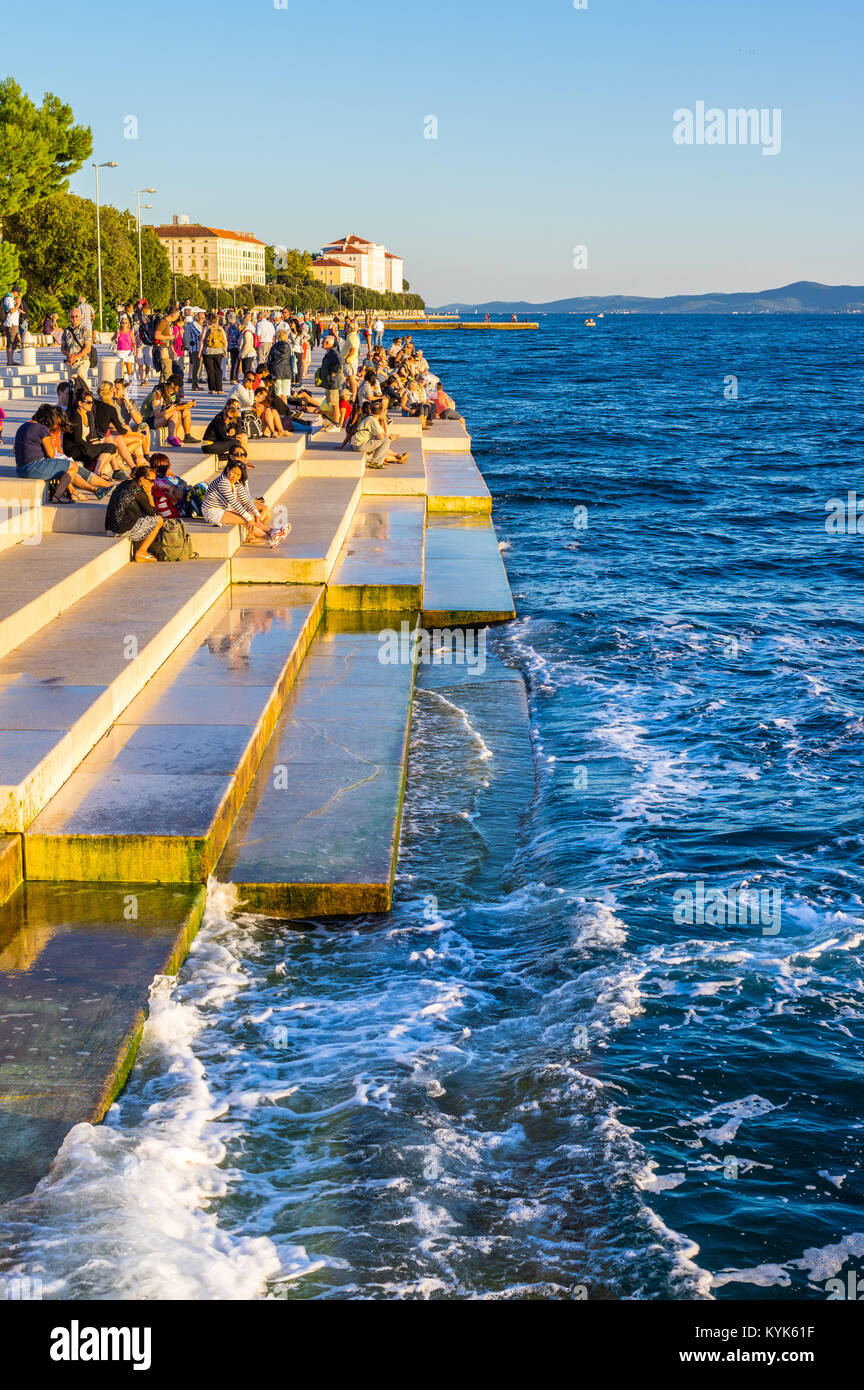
left=202, top=459, right=288, bottom=547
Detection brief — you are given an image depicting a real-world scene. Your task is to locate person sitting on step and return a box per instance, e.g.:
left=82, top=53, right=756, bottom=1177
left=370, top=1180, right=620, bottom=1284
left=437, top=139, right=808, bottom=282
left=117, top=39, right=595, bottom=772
left=93, top=381, right=148, bottom=465
left=14, top=404, right=112, bottom=502
left=104, top=462, right=164, bottom=562
left=113, top=377, right=151, bottom=455
left=201, top=459, right=287, bottom=547
left=345, top=399, right=408, bottom=469
left=62, top=387, right=129, bottom=482
left=202, top=398, right=248, bottom=461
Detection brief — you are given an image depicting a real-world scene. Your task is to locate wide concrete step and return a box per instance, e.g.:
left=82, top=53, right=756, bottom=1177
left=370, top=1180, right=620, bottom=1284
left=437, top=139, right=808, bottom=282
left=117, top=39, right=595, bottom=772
left=425, top=451, right=492, bottom=512
left=217, top=612, right=418, bottom=915
left=328, top=497, right=426, bottom=610
left=0, top=471, right=48, bottom=507
left=0, top=533, right=130, bottom=662
left=0, top=560, right=230, bottom=831
left=298, top=437, right=363, bottom=478
left=244, top=434, right=306, bottom=464
left=232, top=475, right=362, bottom=584
left=0, top=881, right=205, bottom=1205
left=24, top=585, right=324, bottom=882
left=0, top=384, right=62, bottom=401
left=422, top=514, right=515, bottom=624
left=420, top=419, right=472, bottom=452
left=362, top=436, right=427, bottom=496
left=0, top=502, right=43, bottom=555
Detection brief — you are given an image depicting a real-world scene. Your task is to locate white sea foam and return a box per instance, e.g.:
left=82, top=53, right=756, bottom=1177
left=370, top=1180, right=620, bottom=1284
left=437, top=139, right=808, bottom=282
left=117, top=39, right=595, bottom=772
left=713, top=1263, right=792, bottom=1289
left=0, top=882, right=323, bottom=1301
left=791, top=1233, right=864, bottom=1282
left=692, top=1094, right=778, bottom=1146
left=418, top=687, right=494, bottom=761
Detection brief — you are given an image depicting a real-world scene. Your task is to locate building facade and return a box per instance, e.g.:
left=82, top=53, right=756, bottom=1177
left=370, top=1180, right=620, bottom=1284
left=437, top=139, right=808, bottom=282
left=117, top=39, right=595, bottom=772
left=385, top=252, right=405, bottom=293
left=153, top=215, right=266, bottom=289
left=317, top=235, right=405, bottom=294
left=309, top=257, right=357, bottom=288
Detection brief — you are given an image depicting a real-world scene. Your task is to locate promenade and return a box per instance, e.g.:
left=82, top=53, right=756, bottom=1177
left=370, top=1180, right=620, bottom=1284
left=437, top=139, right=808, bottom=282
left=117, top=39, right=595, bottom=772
left=0, top=338, right=515, bottom=1202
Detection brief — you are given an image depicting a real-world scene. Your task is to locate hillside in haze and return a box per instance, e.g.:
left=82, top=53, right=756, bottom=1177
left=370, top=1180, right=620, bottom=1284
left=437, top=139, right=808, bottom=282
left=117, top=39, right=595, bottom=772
left=435, top=281, right=864, bottom=315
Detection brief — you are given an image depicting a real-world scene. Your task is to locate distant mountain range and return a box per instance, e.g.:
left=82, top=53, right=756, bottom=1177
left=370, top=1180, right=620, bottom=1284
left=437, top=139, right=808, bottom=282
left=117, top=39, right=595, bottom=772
left=434, top=281, right=864, bottom=315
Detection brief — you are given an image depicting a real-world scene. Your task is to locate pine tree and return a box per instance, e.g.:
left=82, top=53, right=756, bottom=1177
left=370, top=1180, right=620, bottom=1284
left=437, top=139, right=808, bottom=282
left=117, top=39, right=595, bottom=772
left=0, top=77, right=92, bottom=221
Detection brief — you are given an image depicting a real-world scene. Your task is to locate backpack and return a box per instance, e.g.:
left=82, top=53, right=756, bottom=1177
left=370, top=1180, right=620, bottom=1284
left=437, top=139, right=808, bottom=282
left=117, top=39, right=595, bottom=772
left=183, top=482, right=206, bottom=518
left=242, top=411, right=263, bottom=438
left=139, top=314, right=156, bottom=346
left=152, top=517, right=197, bottom=561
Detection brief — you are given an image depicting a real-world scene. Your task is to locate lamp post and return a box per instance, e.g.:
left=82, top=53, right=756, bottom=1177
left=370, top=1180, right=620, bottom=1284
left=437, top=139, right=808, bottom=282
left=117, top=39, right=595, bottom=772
left=135, top=187, right=156, bottom=300
left=93, top=160, right=118, bottom=333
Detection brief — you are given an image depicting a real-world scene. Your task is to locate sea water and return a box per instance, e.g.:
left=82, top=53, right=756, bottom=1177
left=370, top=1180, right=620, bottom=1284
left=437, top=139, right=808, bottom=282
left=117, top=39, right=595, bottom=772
left=1, top=315, right=862, bottom=1300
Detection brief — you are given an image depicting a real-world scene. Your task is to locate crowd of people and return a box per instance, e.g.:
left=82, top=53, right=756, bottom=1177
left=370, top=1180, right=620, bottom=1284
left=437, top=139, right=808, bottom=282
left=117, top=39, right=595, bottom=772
left=7, top=294, right=465, bottom=558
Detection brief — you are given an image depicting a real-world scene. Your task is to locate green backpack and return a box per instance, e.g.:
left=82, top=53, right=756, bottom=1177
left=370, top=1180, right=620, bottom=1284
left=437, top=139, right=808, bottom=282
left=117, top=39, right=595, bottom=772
left=153, top=518, right=197, bottom=562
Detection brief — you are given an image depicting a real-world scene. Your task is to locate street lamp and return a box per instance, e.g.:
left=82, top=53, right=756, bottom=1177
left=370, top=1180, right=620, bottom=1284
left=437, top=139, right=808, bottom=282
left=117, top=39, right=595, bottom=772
left=136, top=188, right=156, bottom=300
left=93, top=161, right=118, bottom=333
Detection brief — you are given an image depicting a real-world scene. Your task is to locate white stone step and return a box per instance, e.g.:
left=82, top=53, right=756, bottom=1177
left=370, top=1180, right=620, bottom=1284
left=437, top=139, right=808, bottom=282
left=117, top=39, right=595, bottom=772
left=328, top=496, right=425, bottom=610
left=421, top=514, right=515, bottom=624
left=232, top=476, right=362, bottom=584
left=23, top=583, right=323, bottom=879
left=217, top=614, right=418, bottom=915
left=0, top=533, right=131, bottom=662
left=0, top=559, right=230, bottom=830
left=424, top=451, right=492, bottom=512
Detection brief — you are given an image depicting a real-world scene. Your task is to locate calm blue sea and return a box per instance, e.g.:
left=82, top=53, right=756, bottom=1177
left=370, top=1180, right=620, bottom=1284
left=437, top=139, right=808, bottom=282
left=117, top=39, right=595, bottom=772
left=4, top=315, right=864, bottom=1300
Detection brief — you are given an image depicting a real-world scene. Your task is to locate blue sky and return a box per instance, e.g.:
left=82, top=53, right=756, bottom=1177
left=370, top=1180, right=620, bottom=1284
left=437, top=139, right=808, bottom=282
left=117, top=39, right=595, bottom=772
left=8, top=0, right=862, bottom=303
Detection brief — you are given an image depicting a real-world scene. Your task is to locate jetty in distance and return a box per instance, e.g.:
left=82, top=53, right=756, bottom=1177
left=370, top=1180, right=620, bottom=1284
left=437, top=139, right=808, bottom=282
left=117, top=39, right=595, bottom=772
left=0, top=338, right=514, bottom=1203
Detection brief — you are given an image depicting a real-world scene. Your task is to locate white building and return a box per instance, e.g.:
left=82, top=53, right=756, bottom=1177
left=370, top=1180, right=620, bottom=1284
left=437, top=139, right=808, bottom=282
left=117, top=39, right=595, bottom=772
left=385, top=252, right=405, bottom=293
left=320, top=235, right=405, bottom=294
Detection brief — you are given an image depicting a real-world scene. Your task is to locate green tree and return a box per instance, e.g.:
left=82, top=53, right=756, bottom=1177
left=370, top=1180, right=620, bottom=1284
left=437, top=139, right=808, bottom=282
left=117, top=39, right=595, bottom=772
left=0, top=239, right=22, bottom=290
left=5, top=192, right=171, bottom=315
left=138, top=227, right=171, bottom=307
left=0, top=78, right=92, bottom=221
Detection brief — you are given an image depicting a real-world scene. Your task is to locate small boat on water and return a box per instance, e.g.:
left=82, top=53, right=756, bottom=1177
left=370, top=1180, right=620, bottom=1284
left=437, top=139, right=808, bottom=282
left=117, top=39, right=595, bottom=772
left=585, top=317, right=597, bottom=327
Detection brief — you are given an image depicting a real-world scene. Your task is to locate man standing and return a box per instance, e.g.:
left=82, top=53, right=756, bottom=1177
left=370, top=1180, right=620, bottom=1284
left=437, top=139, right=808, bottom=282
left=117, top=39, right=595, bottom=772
left=77, top=294, right=94, bottom=336
left=341, top=318, right=360, bottom=376
left=372, top=314, right=385, bottom=349
left=152, top=307, right=179, bottom=382
left=256, top=311, right=275, bottom=365
left=3, top=288, right=21, bottom=365
left=61, top=305, right=92, bottom=385
left=319, top=334, right=342, bottom=433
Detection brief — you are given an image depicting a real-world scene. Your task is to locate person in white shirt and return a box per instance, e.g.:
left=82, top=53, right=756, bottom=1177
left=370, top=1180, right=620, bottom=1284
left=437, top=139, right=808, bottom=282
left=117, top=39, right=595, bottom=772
left=256, top=313, right=275, bottom=365
left=228, top=370, right=258, bottom=411
left=3, top=291, right=21, bottom=365
left=372, top=316, right=385, bottom=348
left=77, top=295, right=94, bottom=336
